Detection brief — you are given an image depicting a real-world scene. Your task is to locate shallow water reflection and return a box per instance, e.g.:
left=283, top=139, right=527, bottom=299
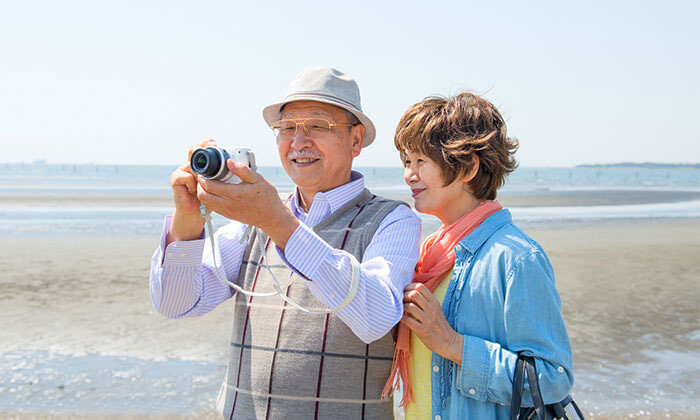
left=0, top=350, right=222, bottom=414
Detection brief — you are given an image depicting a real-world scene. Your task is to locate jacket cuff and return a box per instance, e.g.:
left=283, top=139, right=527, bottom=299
left=456, top=334, right=491, bottom=402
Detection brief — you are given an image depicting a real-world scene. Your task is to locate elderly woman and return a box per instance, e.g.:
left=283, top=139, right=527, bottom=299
left=382, top=92, right=574, bottom=419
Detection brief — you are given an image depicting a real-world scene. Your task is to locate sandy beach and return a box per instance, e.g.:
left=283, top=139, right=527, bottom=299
left=1, top=214, right=698, bottom=418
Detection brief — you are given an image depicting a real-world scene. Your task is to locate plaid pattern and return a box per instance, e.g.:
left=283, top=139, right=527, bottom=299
left=216, top=190, right=403, bottom=420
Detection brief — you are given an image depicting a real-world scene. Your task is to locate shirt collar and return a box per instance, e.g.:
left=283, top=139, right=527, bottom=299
left=290, top=170, right=366, bottom=216
left=455, top=209, right=513, bottom=257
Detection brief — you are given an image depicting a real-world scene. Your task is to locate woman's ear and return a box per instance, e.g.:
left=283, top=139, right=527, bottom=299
left=463, top=154, right=480, bottom=184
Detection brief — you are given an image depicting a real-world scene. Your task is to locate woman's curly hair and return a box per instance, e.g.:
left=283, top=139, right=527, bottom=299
left=394, top=92, right=519, bottom=200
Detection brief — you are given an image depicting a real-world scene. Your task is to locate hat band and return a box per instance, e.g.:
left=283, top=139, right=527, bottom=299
left=285, top=91, right=361, bottom=112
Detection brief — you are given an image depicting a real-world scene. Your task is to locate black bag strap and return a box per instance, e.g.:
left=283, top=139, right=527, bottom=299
left=551, top=396, right=569, bottom=418
left=523, top=356, right=547, bottom=420
left=569, top=399, right=586, bottom=419
left=510, top=354, right=585, bottom=420
left=510, top=356, right=526, bottom=420
left=509, top=355, right=547, bottom=420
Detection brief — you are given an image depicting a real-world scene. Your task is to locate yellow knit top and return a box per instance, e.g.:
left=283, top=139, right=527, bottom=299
left=404, top=268, right=453, bottom=420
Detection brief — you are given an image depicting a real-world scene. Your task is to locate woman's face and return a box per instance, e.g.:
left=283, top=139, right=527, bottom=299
left=403, top=150, right=469, bottom=222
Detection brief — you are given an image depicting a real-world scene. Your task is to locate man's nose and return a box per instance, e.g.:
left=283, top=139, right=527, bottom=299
left=290, top=127, right=312, bottom=150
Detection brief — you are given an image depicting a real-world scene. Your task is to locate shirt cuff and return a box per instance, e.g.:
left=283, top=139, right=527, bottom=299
left=282, top=222, right=334, bottom=280
left=160, top=215, right=206, bottom=265
left=457, top=334, right=491, bottom=402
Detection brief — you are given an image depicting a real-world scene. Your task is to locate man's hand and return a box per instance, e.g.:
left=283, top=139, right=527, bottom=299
left=167, top=139, right=217, bottom=245
left=402, top=282, right=464, bottom=365
left=196, top=160, right=300, bottom=249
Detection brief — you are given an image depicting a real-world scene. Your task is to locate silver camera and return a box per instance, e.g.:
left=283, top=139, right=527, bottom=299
left=190, top=147, right=257, bottom=184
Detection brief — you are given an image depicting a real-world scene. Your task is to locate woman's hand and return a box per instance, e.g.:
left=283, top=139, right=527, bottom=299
left=402, top=282, right=464, bottom=365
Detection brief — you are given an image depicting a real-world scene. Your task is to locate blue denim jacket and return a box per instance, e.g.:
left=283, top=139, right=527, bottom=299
left=430, top=209, right=574, bottom=420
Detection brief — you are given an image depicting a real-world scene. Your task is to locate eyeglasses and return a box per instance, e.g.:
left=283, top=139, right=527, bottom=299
left=270, top=118, right=354, bottom=138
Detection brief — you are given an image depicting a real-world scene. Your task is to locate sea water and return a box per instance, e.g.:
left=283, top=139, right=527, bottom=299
left=0, top=163, right=698, bottom=236
left=1, top=163, right=698, bottom=193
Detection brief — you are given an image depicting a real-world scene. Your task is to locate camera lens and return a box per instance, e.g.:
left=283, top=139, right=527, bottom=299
left=194, top=154, right=208, bottom=170
left=190, top=148, right=222, bottom=178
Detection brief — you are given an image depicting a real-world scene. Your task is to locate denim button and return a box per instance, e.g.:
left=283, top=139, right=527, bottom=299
left=558, top=366, right=565, bottom=373
left=455, top=244, right=463, bottom=252
left=469, top=388, right=476, bottom=395
left=435, top=416, right=442, bottom=420
left=433, top=365, right=439, bottom=372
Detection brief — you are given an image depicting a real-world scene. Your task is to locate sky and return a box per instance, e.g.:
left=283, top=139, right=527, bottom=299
left=0, top=0, right=698, bottom=167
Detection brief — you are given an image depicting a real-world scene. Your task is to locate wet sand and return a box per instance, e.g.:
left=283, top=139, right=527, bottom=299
left=528, top=220, right=700, bottom=416
left=1, top=219, right=698, bottom=418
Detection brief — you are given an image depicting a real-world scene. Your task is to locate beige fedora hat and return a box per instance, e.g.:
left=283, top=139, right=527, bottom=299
left=262, top=66, right=376, bottom=147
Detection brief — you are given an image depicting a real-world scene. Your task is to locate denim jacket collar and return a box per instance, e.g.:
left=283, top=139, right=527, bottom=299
left=456, top=209, right=512, bottom=257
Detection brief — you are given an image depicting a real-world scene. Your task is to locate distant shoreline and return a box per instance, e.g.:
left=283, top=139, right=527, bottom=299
left=576, top=162, right=700, bottom=169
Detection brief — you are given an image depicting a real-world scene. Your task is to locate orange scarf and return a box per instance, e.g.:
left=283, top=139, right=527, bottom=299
left=381, top=200, right=503, bottom=406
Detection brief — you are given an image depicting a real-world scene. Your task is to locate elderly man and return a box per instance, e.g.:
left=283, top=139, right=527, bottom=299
left=149, top=67, right=420, bottom=419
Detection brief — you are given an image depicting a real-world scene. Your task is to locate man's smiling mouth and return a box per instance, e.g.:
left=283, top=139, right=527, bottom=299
left=291, top=157, right=320, bottom=165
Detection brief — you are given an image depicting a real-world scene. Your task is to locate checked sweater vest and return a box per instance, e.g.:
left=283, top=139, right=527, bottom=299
left=216, top=189, right=405, bottom=420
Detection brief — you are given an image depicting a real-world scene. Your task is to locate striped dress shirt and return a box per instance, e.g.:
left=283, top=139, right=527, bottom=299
left=149, top=171, right=421, bottom=343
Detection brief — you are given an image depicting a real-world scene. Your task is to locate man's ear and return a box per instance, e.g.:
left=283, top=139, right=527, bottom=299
left=351, top=125, right=364, bottom=157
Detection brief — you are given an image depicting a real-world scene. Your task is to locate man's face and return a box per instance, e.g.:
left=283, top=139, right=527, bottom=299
left=276, top=101, right=363, bottom=197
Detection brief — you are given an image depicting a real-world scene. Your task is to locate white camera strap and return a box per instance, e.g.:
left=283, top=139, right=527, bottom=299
left=202, top=205, right=282, bottom=297
left=256, top=233, right=361, bottom=314
left=201, top=205, right=360, bottom=314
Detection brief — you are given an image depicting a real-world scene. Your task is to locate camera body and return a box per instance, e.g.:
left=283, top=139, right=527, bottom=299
left=190, top=147, right=257, bottom=184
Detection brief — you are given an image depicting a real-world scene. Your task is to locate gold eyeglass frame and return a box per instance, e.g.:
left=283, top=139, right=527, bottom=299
left=270, top=118, right=354, bottom=138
